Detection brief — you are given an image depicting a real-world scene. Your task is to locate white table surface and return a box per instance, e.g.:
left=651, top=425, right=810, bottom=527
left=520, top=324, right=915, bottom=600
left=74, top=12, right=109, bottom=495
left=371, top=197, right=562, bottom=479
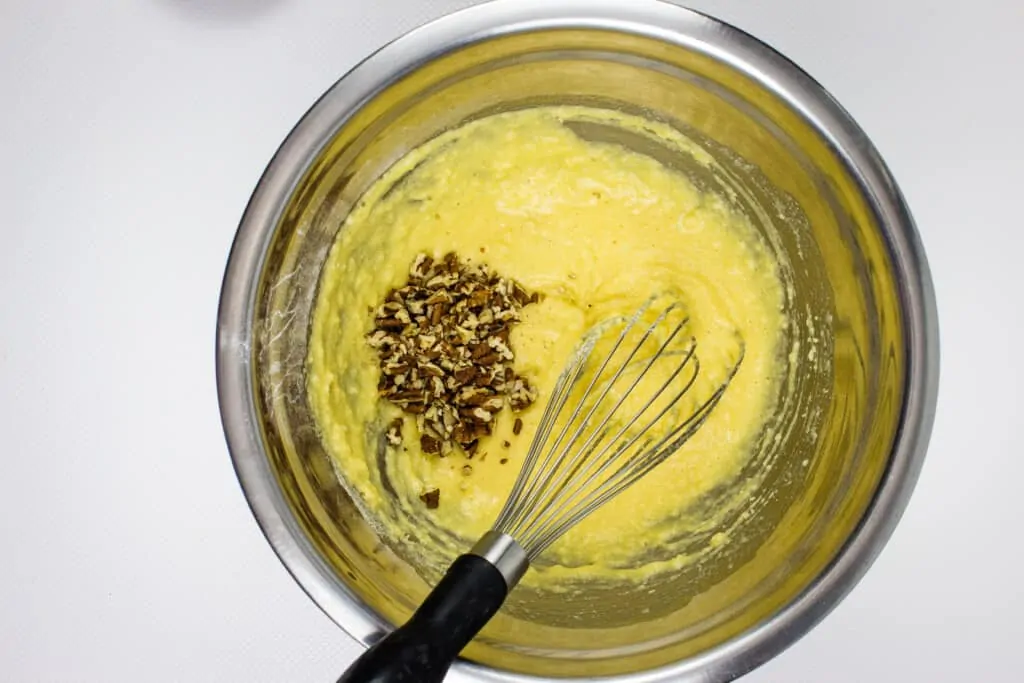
left=2, top=1, right=1022, bottom=681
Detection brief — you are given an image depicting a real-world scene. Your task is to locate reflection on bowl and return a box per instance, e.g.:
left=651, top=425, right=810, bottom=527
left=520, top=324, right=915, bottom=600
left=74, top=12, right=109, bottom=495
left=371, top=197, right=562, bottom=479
left=216, top=1, right=938, bottom=681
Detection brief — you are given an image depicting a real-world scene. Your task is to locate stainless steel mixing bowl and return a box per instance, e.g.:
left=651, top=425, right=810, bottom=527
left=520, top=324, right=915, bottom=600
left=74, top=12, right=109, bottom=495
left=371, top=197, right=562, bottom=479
left=216, top=1, right=939, bottom=680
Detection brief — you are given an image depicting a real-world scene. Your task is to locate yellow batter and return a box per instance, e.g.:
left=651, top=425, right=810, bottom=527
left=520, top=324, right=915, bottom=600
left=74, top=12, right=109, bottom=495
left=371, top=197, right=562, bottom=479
left=308, top=107, right=786, bottom=586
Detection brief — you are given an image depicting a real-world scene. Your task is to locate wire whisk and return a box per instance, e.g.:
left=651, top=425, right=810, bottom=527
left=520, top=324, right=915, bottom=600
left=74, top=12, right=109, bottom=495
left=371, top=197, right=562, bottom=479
left=339, top=298, right=744, bottom=683
left=495, top=299, right=744, bottom=558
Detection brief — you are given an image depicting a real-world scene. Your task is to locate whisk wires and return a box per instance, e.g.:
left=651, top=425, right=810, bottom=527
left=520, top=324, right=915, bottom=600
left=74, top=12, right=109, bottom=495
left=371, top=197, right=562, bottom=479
left=492, top=299, right=744, bottom=559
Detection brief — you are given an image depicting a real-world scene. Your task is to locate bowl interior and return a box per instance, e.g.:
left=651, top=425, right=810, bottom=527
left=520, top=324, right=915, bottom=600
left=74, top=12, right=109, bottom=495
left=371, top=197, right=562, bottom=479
left=246, top=26, right=904, bottom=678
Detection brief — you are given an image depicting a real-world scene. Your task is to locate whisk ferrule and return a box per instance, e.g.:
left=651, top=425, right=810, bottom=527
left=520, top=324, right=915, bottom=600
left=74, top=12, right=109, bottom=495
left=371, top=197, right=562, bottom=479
left=469, top=531, right=529, bottom=589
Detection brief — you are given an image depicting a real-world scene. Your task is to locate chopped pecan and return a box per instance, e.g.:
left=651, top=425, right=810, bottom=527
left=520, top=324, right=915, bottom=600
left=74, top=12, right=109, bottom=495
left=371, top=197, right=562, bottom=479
left=367, top=251, right=541, bottom=457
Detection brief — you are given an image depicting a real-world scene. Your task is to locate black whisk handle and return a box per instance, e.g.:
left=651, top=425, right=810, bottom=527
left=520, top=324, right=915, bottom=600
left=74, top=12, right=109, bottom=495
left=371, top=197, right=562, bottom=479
left=337, top=553, right=509, bottom=683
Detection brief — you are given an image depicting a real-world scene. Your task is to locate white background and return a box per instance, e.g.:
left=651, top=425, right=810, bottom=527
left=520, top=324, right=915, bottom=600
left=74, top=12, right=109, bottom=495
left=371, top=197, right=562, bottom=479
left=2, top=0, right=1022, bottom=681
